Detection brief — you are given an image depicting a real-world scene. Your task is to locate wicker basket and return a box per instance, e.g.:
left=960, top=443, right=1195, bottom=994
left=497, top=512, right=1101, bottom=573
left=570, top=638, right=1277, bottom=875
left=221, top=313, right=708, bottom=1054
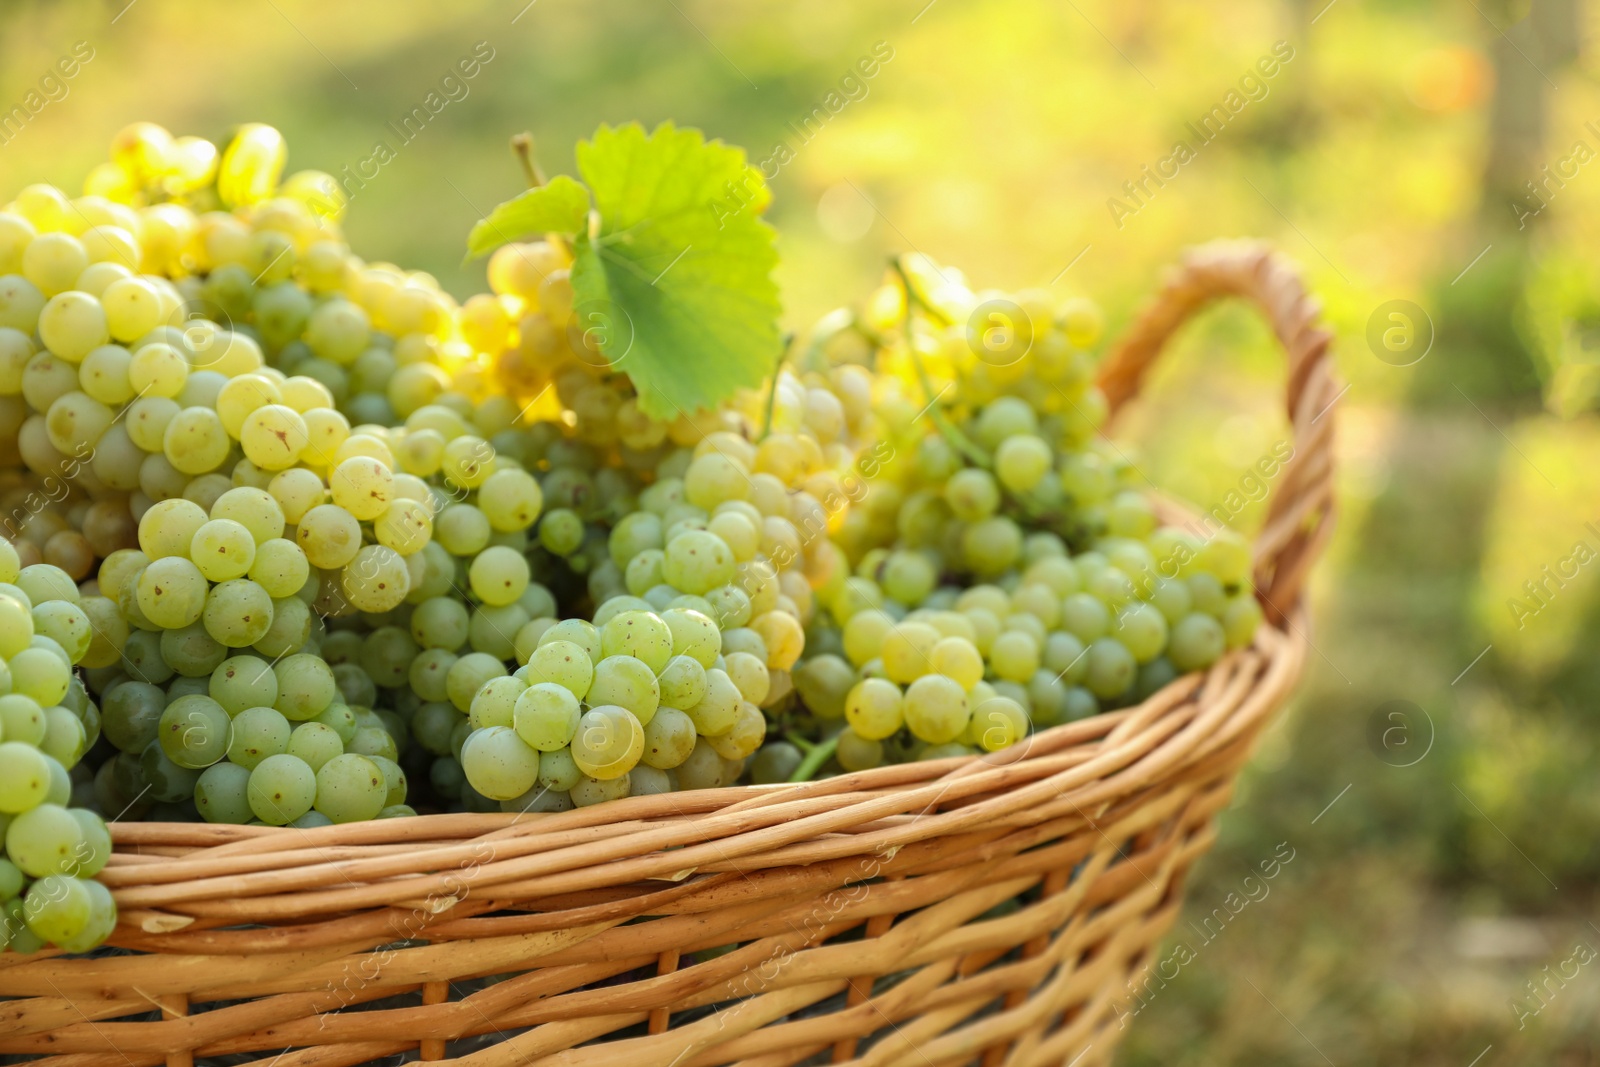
left=0, top=241, right=1338, bottom=1067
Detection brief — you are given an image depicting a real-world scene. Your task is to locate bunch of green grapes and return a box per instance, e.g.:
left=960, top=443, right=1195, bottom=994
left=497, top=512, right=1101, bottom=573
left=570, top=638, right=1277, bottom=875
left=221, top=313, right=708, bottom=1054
left=448, top=355, right=885, bottom=805
left=0, top=539, right=118, bottom=954
left=763, top=262, right=1264, bottom=777
left=0, top=124, right=545, bottom=812
left=451, top=604, right=758, bottom=811
left=0, top=118, right=1276, bottom=952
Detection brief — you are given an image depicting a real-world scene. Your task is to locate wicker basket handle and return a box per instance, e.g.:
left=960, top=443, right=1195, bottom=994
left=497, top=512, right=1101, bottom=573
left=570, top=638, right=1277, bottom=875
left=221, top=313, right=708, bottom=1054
left=1095, top=241, right=1339, bottom=624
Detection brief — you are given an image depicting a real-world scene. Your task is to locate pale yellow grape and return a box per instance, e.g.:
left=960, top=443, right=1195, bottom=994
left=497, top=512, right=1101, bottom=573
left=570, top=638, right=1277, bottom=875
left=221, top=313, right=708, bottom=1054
left=74, top=261, right=132, bottom=298
left=137, top=556, right=208, bottom=628
left=971, top=696, right=1028, bottom=752
left=127, top=342, right=188, bottom=398
left=570, top=705, right=645, bottom=780
left=988, top=630, right=1040, bottom=683
left=22, top=233, right=88, bottom=296
left=0, top=276, right=45, bottom=334
left=190, top=519, right=256, bottom=582
left=330, top=456, right=393, bottom=521
left=100, top=277, right=164, bottom=342
left=842, top=609, right=894, bottom=667
left=175, top=371, right=226, bottom=412
left=304, top=298, right=370, bottom=364
left=489, top=240, right=565, bottom=299
left=249, top=538, right=310, bottom=598
left=210, top=486, right=285, bottom=544
left=163, top=407, right=229, bottom=475
left=97, top=548, right=148, bottom=602
left=203, top=578, right=276, bottom=647
left=216, top=374, right=282, bottom=438
left=881, top=622, right=939, bottom=683
left=190, top=330, right=261, bottom=380
left=295, top=239, right=348, bottom=293
left=185, top=473, right=235, bottom=512
left=930, top=636, right=984, bottom=691
left=707, top=511, right=758, bottom=561
left=478, top=468, right=543, bottom=532
left=78, top=594, right=128, bottom=668
left=0, top=595, right=34, bottom=659
left=682, top=668, right=739, bottom=738
left=750, top=610, right=804, bottom=671
left=163, top=135, right=218, bottom=193
left=386, top=363, right=449, bottom=418
left=396, top=428, right=444, bottom=477
left=279, top=375, right=334, bottom=413
left=903, top=674, right=971, bottom=744
left=86, top=422, right=140, bottom=489
left=268, top=468, right=324, bottom=524
left=78, top=344, right=134, bottom=404
left=138, top=498, right=208, bottom=559
left=436, top=504, right=490, bottom=557
left=79, top=194, right=139, bottom=231
left=374, top=497, right=434, bottom=556
left=342, top=545, right=410, bottom=612
left=723, top=651, right=771, bottom=704
left=703, top=700, right=766, bottom=760
left=38, top=292, right=110, bottom=362
left=12, top=184, right=71, bottom=230
left=19, top=563, right=77, bottom=606
left=1011, top=583, right=1060, bottom=627
left=17, top=414, right=62, bottom=476
left=441, top=434, right=495, bottom=489
left=296, top=504, right=361, bottom=569
left=0, top=212, right=34, bottom=273
left=662, top=530, right=737, bottom=595
left=123, top=396, right=177, bottom=453
left=22, top=351, right=80, bottom=411
left=301, top=407, right=350, bottom=467
left=217, top=123, right=284, bottom=205
left=0, top=327, right=33, bottom=393
left=390, top=473, right=431, bottom=503
left=136, top=204, right=195, bottom=275
left=460, top=292, right=511, bottom=353
left=200, top=215, right=250, bottom=268
left=79, top=225, right=139, bottom=269
left=468, top=546, right=529, bottom=607
left=240, top=404, right=307, bottom=470
left=333, top=432, right=395, bottom=470
left=138, top=451, right=190, bottom=499
left=684, top=452, right=751, bottom=511
left=45, top=391, right=114, bottom=453
left=924, top=610, right=979, bottom=644
left=657, top=607, right=717, bottom=668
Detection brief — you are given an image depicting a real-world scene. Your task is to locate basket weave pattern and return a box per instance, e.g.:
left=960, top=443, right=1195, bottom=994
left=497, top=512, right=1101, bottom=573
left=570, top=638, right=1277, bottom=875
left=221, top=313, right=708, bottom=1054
left=0, top=243, right=1338, bottom=1067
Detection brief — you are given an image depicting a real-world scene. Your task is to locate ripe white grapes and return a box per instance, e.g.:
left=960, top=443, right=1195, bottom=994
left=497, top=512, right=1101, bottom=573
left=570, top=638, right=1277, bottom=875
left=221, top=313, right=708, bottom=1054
left=0, top=121, right=1262, bottom=957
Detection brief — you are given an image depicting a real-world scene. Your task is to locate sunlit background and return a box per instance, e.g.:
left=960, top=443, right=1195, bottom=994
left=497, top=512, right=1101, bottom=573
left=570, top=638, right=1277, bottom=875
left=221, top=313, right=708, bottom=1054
left=4, top=0, right=1599, bottom=1060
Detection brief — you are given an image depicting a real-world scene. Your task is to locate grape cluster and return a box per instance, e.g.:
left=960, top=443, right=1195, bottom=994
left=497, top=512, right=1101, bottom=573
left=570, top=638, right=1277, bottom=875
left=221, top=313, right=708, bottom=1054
left=766, top=256, right=1264, bottom=774
left=0, top=122, right=557, bottom=950
left=0, top=539, right=115, bottom=954
left=0, top=122, right=1265, bottom=956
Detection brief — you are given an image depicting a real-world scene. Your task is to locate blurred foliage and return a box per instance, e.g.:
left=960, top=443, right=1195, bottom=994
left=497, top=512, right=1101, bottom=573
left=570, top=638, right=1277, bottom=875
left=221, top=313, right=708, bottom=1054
left=3, top=0, right=1600, bottom=1061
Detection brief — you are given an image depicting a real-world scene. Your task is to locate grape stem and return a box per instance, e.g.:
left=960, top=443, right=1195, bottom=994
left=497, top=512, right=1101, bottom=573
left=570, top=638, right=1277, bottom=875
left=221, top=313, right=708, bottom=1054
left=511, top=133, right=546, bottom=189
left=510, top=132, right=575, bottom=260
left=757, top=339, right=791, bottom=441
left=786, top=734, right=839, bottom=783
left=889, top=258, right=991, bottom=469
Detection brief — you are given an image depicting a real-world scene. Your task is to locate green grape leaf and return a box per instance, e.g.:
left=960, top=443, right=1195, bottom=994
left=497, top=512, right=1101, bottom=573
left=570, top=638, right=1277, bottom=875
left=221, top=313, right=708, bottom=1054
left=465, top=174, right=590, bottom=258
left=568, top=121, right=781, bottom=419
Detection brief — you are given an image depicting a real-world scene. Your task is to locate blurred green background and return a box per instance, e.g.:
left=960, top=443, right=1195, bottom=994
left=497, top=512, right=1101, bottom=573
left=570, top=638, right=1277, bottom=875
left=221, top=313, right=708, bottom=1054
left=4, top=0, right=1599, bottom=1061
